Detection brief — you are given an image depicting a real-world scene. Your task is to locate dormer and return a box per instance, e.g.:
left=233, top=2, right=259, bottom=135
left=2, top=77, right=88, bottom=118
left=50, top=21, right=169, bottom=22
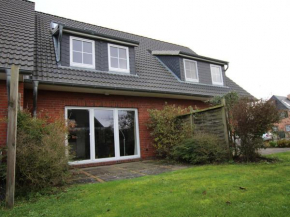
left=51, top=23, right=139, bottom=75
left=152, top=50, right=228, bottom=86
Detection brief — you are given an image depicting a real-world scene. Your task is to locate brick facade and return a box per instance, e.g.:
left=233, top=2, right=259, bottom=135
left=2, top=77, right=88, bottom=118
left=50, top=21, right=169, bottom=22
left=0, top=80, right=24, bottom=147
left=24, top=89, right=207, bottom=160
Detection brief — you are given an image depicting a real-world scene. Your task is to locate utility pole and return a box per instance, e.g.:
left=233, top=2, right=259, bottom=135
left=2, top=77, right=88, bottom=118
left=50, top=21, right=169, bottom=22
left=5, top=65, right=19, bottom=209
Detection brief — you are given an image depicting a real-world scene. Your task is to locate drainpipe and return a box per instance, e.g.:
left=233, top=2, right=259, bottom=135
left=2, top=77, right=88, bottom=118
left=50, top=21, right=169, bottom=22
left=33, top=81, right=39, bottom=118
left=224, top=63, right=229, bottom=73
left=5, top=69, right=11, bottom=102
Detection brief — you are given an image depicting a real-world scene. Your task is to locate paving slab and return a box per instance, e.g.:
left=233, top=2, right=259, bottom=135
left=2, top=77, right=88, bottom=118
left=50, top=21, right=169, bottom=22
left=71, top=160, right=191, bottom=184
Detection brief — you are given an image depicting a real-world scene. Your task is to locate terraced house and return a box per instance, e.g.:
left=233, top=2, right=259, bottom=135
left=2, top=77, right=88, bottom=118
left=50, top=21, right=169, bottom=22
left=0, top=0, right=251, bottom=167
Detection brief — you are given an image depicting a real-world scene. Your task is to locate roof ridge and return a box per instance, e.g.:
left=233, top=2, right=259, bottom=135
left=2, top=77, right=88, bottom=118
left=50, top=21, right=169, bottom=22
left=20, top=0, right=35, bottom=4
left=35, top=11, right=194, bottom=52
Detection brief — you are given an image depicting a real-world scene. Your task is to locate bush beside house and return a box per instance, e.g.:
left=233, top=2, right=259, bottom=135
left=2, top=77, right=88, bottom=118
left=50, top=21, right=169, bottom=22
left=147, top=104, right=229, bottom=164
left=0, top=110, right=72, bottom=197
left=147, top=104, right=192, bottom=158
left=172, top=133, right=228, bottom=164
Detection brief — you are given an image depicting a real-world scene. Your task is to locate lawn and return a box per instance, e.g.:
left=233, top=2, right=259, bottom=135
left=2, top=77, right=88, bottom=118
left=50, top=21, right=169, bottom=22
left=1, top=152, right=290, bottom=217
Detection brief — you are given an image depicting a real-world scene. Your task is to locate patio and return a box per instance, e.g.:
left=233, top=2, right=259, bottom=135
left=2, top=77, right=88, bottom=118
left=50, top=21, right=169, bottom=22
left=70, top=160, right=191, bottom=184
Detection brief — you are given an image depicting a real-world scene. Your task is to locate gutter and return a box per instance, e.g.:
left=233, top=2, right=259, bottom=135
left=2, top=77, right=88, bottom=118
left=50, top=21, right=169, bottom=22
left=51, top=22, right=139, bottom=47
left=63, top=29, right=139, bottom=47
left=152, top=51, right=228, bottom=66
left=0, top=67, right=32, bottom=75
left=24, top=79, right=215, bottom=99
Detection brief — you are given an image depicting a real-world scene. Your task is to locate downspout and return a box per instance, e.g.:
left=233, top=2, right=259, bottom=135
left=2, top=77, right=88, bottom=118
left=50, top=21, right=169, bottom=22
left=33, top=81, right=39, bottom=118
left=52, top=24, right=63, bottom=64
left=224, top=63, right=229, bottom=73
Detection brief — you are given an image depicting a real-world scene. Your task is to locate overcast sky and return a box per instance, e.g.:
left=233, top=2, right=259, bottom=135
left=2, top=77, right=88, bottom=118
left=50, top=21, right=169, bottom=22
left=32, top=0, right=289, bottom=99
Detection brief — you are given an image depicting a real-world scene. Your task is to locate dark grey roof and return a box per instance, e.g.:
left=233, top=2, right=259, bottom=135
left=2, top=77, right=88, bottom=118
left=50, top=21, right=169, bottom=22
left=33, top=12, right=252, bottom=98
left=271, top=95, right=290, bottom=110
left=1, top=0, right=251, bottom=98
left=0, top=0, right=35, bottom=71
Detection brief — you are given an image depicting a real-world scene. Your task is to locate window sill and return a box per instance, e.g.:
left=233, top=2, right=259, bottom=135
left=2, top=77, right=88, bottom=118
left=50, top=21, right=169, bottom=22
left=70, top=63, right=96, bottom=69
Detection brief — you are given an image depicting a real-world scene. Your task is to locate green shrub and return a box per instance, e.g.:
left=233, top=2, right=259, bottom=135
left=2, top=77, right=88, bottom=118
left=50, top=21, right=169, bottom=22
left=269, top=141, right=277, bottom=147
left=232, top=98, right=280, bottom=161
left=16, top=110, right=71, bottom=192
left=172, top=133, right=229, bottom=164
left=277, top=139, right=290, bottom=148
left=147, top=104, right=191, bottom=158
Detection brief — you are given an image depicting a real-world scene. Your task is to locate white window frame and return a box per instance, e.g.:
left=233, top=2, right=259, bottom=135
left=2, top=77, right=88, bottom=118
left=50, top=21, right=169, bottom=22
left=108, top=43, right=130, bottom=73
left=210, top=64, right=224, bottom=86
left=183, top=59, right=199, bottom=82
left=65, top=107, right=140, bottom=165
left=70, top=36, right=95, bottom=69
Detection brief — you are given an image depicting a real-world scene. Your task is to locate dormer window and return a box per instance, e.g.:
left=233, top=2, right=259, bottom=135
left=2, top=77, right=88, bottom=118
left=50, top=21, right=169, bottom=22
left=210, top=64, right=224, bottom=85
left=183, top=59, right=199, bottom=82
left=70, top=36, right=95, bottom=69
left=108, top=44, right=130, bottom=73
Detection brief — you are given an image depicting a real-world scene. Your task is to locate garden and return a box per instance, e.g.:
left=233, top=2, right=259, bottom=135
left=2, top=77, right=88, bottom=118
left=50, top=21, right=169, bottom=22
left=1, top=92, right=289, bottom=216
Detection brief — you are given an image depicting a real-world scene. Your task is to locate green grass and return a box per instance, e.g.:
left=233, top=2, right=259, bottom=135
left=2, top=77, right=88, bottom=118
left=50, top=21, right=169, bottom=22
left=1, top=152, right=290, bottom=217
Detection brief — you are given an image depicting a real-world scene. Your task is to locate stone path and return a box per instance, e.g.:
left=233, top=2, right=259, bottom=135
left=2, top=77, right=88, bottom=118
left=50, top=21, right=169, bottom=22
left=70, top=160, right=190, bottom=184
left=259, top=148, right=290, bottom=155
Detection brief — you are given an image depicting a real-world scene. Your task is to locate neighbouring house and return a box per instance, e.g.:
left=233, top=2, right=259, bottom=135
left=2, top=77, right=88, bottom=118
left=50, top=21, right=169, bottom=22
left=0, top=0, right=251, bottom=167
left=270, top=95, right=290, bottom=138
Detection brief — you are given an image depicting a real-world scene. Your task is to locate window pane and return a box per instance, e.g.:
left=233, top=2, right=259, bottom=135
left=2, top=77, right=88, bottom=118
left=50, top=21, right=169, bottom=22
left=110, top=57, right=118, bottom=68
left=110, top=46, right=118, bottom=57
left=83, top=53, right=93, bottom=65
left=68, top=109, right=90, bottom=161
left=211, top=66, right=222, bottom=84
left=94, top=110, right=115, bottom=159
left=187, top=70, right=197, bottom=79
left=83, top=41, right=92, bottom=53
left=118, top=110, right=137, bottom=156
left=185, top=61, right=191, bottom=70
left=119, top=59, right=127, bottom=69
left=185, top=61, right=197, bottom=80
left=216, top=72, right=222, bottom=82
left=73, top=39, right=82, bottom=52
left=73, top=51, right=82, bottom=63
left=119, top=48, right=127, bottom=59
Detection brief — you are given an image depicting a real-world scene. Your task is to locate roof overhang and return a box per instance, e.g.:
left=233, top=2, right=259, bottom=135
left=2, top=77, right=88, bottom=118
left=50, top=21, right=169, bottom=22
left=24, top=80, right=212, bottom=101
left=0, top=67, right=32, bottom=75
left=152, top=50, right=228, bottom=65
left=51, top=22, right=139, bottom=47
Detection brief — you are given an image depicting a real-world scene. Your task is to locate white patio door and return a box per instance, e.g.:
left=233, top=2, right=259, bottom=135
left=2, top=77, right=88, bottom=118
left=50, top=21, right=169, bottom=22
left=66, top=107, right=140, bottom=165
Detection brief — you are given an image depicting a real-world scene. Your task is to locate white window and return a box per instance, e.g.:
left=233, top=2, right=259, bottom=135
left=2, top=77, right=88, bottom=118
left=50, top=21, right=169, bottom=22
left=66, top=107, right=140, bottom=165
left=108, top=44, right=130, bottom=73
left=210, top=64, right=224, bottom=85
left=70, top=36, right=95, bottom=69
left=183, top=59, right=199, bottom=82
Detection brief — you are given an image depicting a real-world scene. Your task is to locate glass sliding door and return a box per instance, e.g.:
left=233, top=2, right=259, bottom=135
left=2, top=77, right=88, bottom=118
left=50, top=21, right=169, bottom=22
left=66, top=107, right=140, bottom=165
left=118, top=110, right=137, bottom=156
left=94, top=109, right=115, bottom=159
left=67, top=109, right=90, bottom=161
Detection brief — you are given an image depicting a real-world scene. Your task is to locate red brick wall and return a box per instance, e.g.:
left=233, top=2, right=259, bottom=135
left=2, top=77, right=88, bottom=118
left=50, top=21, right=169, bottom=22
left=0, top=80, right=24, bottom=147
left=24, top=89, right=208, bottom=159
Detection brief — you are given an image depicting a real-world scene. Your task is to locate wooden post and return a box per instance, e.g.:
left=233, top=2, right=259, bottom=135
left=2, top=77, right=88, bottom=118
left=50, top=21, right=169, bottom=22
left=189, top=107, right=194, bottom=136
left=221, top=98, right=231, bottom=159
left=5, top=65, right=19, bottom=209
